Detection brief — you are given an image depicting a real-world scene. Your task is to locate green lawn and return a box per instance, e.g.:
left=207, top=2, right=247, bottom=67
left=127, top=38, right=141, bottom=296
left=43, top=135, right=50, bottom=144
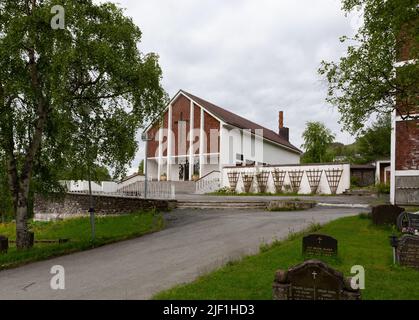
left=0, top=211, right=164, bottom=270
left=154, top=215, right=419, bottom=300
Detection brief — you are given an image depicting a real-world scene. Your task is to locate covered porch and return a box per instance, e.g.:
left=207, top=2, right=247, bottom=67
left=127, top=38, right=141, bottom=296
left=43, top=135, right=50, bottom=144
left=146, top=154, right=220, bottom=182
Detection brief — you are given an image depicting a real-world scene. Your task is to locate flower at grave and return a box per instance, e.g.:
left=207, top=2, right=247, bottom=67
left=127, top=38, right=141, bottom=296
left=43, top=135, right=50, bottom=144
left=402, top=227, right=416, bottom=235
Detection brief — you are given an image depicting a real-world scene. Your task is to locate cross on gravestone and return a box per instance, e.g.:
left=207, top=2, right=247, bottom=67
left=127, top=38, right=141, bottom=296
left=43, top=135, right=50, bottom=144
left=397, top=212, right=419, bottom=233
left=273, top=260, right=361, bottom=300
left=303, top=234, right=338, bottom=256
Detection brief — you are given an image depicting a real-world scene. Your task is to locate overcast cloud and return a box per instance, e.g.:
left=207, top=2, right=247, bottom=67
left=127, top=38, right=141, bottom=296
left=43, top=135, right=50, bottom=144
left=103, top=0, right=361, bottom=174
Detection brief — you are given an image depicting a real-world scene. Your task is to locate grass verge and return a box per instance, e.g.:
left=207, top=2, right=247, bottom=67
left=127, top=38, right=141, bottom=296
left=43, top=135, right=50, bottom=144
left=0, top=210, right=164, bottom=270
left=154, top=215, right=419, bottom=300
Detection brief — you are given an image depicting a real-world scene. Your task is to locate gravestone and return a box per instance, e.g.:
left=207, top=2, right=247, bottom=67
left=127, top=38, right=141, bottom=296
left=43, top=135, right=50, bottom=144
left=371, top=205, right=405, bottom=226
left=273, top=260, right=361, bottom=300
left=302, top=234, right=338, bottom=256
left=396, top=235, right=419, bottom=269
left=397, top=212, right=419, bottom=233
left=0, top=235, right=8, bottom=254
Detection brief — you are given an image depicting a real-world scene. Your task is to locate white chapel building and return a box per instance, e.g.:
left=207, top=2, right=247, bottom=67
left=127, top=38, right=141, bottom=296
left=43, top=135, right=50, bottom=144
left=144, top=90, right=302, bottom=181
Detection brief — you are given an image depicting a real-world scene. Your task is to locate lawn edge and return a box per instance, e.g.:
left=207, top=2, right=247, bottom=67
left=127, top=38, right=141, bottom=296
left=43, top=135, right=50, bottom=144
left=0, top=214, right=165, bottom=272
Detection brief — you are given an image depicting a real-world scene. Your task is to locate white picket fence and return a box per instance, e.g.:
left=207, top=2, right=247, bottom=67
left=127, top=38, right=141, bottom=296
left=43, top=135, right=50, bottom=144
left=69, top=182, right=175, bottom=199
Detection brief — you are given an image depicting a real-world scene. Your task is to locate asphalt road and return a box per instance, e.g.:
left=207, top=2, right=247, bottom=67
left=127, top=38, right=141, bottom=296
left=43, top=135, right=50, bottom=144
left=0, top=206, right=361, bottom=300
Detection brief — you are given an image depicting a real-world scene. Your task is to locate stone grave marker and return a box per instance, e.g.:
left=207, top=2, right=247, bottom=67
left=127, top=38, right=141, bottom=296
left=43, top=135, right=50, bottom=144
left=0, top=235, right=8, bottom=254
left=397, top=212, right=419, bottom=233
left=273, top=260, right=361, bottom=300
left=396, top=235, right=419, bottom=269
left=371, top=205, right=405, bottom=226
left=302, top=234, right=338, bottom=256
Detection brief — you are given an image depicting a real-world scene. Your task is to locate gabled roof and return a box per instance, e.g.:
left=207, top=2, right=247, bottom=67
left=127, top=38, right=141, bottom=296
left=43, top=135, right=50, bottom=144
left=180, top=90, right=302, bottom=154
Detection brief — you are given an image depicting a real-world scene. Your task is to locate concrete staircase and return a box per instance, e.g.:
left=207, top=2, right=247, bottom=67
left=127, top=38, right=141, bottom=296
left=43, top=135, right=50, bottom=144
left=176, top=200, right=268, bottom=210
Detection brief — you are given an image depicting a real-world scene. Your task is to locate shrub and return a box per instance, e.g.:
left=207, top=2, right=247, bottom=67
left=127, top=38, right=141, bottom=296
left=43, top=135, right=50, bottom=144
left=213, top=187, right=236, bottom=195
left=376, top=183, right=390, bottom=194
left=350, top=176, right=361, bottom=188
left=358, top=212, right=371, bottom=220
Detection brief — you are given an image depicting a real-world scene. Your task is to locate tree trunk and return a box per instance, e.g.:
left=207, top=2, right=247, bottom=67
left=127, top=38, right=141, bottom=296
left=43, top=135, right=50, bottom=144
left=15, top=180, right=33, bottom=250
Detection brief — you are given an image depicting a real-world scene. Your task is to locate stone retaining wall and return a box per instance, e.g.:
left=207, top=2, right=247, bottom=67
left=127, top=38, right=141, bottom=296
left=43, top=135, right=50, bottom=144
left=34, top=193, right=176, bottom=221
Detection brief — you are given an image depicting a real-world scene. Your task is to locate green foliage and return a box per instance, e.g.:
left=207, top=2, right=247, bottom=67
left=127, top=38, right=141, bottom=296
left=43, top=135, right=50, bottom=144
left=0, top=211, right=164, bottom=269
left=301, top=122, right=335, bottom=163
left=319, top=0, right=418, bottom=134
left=329, top=114, right=391, bottom=164
left=307, top=221, right=322, bottom=233
left=58, top=164, right=112, bottom=182
left=350, top=175, right=361, bottom=187
left=0, top=162, right=13, bottom=222
left=0, top=0, right=167, bottom=178
left=376, top=183, right=391, bottom=194
left=138, top=159, right=144, bottom=175
left=358, top=212, right=371, bottom=220
left=154, top=215, right=419, bottom=300
left=357, top=114, right=391, bottom=162
left=0, top=0, right=167, bottom=245
left=211, top=187, right=237, bottom=195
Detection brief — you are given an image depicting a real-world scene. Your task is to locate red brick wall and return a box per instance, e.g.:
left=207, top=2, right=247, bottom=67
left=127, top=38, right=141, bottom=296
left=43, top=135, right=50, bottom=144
left=146, top=94, right=221, bottom=158
left=147, top=122, right=160, bottom=158
left=193, top=104, right=201, bottom=155
left=204, top=111, right=220, bottom=154
left=162, top=112, right=168, bottom=157
left=397, top=19, right=417, bottom=62
left=396, top=120, right=419, bottom=170
left=171, top=95, right=191, bottom=156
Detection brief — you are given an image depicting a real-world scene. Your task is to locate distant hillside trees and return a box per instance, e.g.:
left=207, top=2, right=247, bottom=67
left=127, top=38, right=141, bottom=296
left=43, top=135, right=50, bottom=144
left=356, top=114, right=391, bottom=162
left=329, top=114, right=391, bottom=164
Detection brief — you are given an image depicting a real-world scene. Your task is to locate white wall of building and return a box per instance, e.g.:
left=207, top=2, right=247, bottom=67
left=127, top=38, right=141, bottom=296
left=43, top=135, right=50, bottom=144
left=222, top=163, right=350, bottom=195
left=63, top=180, right=117, bottom=193
left=263, top=140, right=301, bottom=165
left=219, top=124, right=300, bottom=167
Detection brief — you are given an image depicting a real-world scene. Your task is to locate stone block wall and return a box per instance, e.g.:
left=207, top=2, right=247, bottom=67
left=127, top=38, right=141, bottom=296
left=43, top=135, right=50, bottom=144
left=34, top=193, right=176, bottom=220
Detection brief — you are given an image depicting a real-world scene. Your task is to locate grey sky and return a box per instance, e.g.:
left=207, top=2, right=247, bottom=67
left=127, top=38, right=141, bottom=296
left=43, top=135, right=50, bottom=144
left=104, top=0, right=360, bottom=174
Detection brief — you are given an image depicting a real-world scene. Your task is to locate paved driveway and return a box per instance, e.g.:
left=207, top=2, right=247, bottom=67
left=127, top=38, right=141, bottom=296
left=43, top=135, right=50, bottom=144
left=0, top=207, right=361, bottom=300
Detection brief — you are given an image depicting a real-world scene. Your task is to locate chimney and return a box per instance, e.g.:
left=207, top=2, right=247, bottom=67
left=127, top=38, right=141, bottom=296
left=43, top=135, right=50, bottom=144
left=278, top=111, right=289, bottom=141
left=279, top=111, right=284, bottom=129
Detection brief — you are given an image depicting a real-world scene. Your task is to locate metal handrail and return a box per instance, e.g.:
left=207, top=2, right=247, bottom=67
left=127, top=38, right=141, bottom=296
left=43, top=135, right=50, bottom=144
left=195, top=170, right=221, bottom=183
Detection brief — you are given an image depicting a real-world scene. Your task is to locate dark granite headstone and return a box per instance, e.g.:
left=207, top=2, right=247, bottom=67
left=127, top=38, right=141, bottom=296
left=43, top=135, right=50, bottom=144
left=302, top=234, right=337, bottom=256
left=273, top=260, right=361, bottom=300
left=371, top=205, right=405, bottom=226
left=396, top=235, right=419, bottom=269
left=397, top=212, right=419, bottom=232
left=0, top=235, right=8, bottom=254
